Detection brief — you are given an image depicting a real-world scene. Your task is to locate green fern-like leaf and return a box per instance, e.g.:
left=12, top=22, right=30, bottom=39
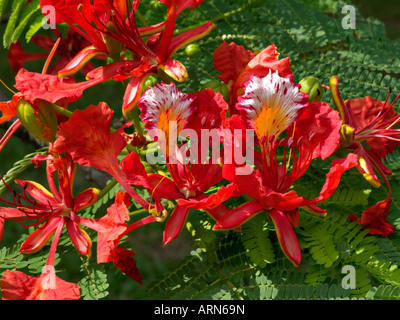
left=241, top=214, right=276, bottom=267
left=79, top=261, right=110, bottom=300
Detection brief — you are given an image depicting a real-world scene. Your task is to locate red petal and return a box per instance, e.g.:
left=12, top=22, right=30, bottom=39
left=163, top=205, right=190, bottom=245
left=319, top=153, right=358, bottom=201
left=15, top=180, right=55, bottom=205
left=148, top=173, right=182, bottom=198
left=58, top=45, right=108, bottom=77
left=54, top=102, right=128, bottom=173
left=122, top=71, right=153, bottom=116
left=66, top=220, right=92, bottom=257
left=177, top=183, right=241, bottom=210
left=14, top=69, right=101, bottom=105
left=354, top=145, right=381, bottom=188
left=346, top=96, right=400, bottom=157
left=213, top=200, right=264, bottom=230
left=73, top=188, right=100, bottom=212
left=186, top=88, right=228, bottom=136
left=112, top=247, right=143, bottom=285
left=0, top=95, right=20, bottom=124
left=167, top=21, right=216, bottom=57
left=121, top=151, right=151, bottom=188
left=8, top=42, right=48, bottom=73
left=213, top=41, right=257, bottom=84
left=40, top=0, right=108, bottom=51
left=19, top=217, right=63, bottom=254
left=157, top=58, right=188, bottom=82
left=159, top=0, right=204, bottom=14
left=269, top=209, right=301, bottom=266
left=288, top=101, right=342, bottom=160
left=76, top=193, right=130, bottom=264
left=0, top=269, right=81, bottom=300
left=349, top=194, right=394, bottom=236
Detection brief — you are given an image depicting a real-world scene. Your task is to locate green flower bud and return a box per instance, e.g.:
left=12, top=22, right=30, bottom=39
left=299, top=76, right=324, bottom=102
left=185, top=44, right=201, bottom=59
left=144, top=75, right=158, bottom=89
left=16, top=98, right=58, bottom=143
left=200, top=80, right=230, bottom=102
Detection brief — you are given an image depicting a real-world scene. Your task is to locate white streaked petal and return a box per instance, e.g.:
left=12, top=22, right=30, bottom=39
left=138, top=82, right=195, bottom=136
left=237, top=70, right=308, bottom=140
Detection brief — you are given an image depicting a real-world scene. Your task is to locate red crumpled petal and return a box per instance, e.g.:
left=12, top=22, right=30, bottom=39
left=54, top=102, right=150, bottom=209
left=346, top=96, right=400, bottom=158
left=213, top=41, right=257, bottom=85
left=186, top=88, right=228, bottom=137
left=95, top=194, right=130, bottom=264
left=349, top=195, right=394, bottom=236
left=0, top=95, right=20, bottom=124
left=14, top=69, right=101, bottom=105
left=112, top=247, right=143, bottom=285
left=288, top=101, right=342, bottom=160
left=121, top=151, right=151, bottom=189
left=232, top=44, right=292, bottom=101
left=54, top=102, right=129, bottom=173
left=0, top=269, right=80, bottom=300
left=318, top=153, right=358, bottom=201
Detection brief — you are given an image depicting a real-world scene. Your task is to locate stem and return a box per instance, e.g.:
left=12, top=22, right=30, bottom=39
left=135, top=10, right=148, bottom=27
left=129, top=208, right=148, bottom=216
left=52, top=104, right=73, bottom=117
left=97, top=179, right=118, bottom=200
left=130, top=107, right=144, bottom=136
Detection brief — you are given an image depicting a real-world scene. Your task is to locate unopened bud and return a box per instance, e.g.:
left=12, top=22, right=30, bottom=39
left=299, top=76, right=324, bottom=102
left=200, top=80, right=230, bottom=102
left=185, top=44, right=201, bottom=59
left=16, top=98, right=58, bottom=143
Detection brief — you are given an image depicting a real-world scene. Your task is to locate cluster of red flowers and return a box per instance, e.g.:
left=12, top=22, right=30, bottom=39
left=1, top=0, right=400, bottom=300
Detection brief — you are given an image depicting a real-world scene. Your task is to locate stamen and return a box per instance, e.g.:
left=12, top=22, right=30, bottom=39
left=0, top=78, right=16, bottom=94
left=0, top=120, right=22, bottom=152
left=286, top=122, right=296, bottom=170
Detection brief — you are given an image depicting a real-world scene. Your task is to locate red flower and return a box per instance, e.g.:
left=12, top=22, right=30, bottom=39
left=8, top=28, right=98, bottom=75
left=41, top=0, right=215, bottom=115
left=214, top=71, right=347, bottom=266
left=0, top=153, right=99, bottom=257
left=330, top=76, right=400, bottom=235
left=72, top=192, right=153, bottom=284
left=1, top=269, right=80, bottom=300
left=213, top=41, right=292, bottom=114
left=119, top=82, right=239, bottom=245
left=53, top=102, right=154, bottom=212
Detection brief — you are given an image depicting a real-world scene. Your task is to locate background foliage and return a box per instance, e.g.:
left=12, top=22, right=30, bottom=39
left=1, top=0, right=400, bottom=300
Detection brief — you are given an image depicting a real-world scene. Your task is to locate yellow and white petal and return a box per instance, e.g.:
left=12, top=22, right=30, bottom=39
left=237, top=70, right=308, bottom=141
